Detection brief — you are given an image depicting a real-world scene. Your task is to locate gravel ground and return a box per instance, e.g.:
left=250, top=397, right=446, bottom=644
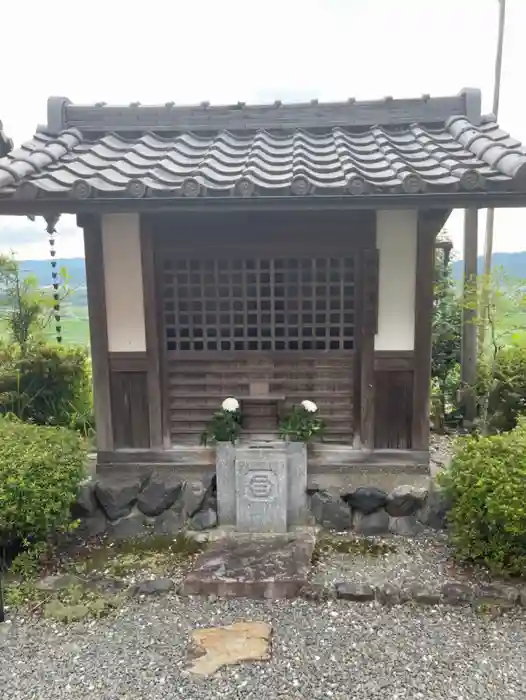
left=310, top=531, right=491, bottom=590
left=1, top=595, right=525, bottom=699
left=430, top=433, right=455, bottom=474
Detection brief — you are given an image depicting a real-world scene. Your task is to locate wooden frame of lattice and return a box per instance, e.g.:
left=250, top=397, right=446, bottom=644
left=161, top=255, right=355, bottom=353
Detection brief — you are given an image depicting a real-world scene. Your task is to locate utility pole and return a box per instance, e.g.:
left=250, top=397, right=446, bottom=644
left=480, top=0, right=507, bottom=349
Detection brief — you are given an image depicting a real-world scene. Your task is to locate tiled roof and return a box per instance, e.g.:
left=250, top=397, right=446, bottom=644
left=1, top=91, right=526, bottom=202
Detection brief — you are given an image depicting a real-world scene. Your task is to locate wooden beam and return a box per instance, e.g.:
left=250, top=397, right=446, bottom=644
left=3, top=190, right=526, bottom=218
left=140, top=217, right=164, bottom=449
left=359, top=247, right=379, bottom=450
left=412, top=215, right=436, bottom=450
left=461, top=208, right=479, bottom=423
left=80, top=215, right=113, bottom=452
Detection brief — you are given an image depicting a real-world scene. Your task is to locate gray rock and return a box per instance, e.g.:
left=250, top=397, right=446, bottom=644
left=298, top=582, right=334, bottom=602
left=86, top=577, right=128, bottom=595
left=375, top=582, right=401, bottom=606
left=335, top=581, right=375, bottom=602
left=153, top=507, right=185, bottom=535
left=109, top=511, right=151, bottom=540
left=386, top=485, right=428, bottom=517
left=388, top=515, right=425, bottom=537
left=417, top=480, right=450, bottom=529
left=95, top=475, right=142, bottom=520
left=130, top=578, right=174, bottom=596
left=476, top=583, right=519, bottom=607
left=343, top=487, right=387, bottom=515
left=353, top=509, right=389, bottom=535
left=310, top=490, right=352, bottom=531
left=441, top=582, right=474, bottom=605
left=520, top=588, right=526, bottom=607
left=72, top=482, right=98, bottom=518
left=36, top=574, right=81, bottom=592
left=189, top=507, right=218, bottom=531
left=182, top=479, right=211, bottom=518
left=409, top=584, right=442, bottom=605
left=78, top=510, right=107, bottom=538
left=137, top=471, right=182, bottom=517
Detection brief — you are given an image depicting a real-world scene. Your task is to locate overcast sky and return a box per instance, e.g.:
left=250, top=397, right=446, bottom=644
left=1, top=0, right=525, bottom=259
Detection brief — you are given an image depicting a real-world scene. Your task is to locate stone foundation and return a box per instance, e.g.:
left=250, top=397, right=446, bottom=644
left=309, top=481, right=450, bottom=535
left=74, top=470, right=449, bottom=540
left=73, top=472, right=217, bottom=540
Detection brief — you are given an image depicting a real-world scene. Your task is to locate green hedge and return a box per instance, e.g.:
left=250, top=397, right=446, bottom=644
left=439, top=420, right=526, bottom=576
left=0, top=344, right=93, bottom=435
left=0, top=417, right=87, bottom=544
left=478, top=345, right=526, bottom=434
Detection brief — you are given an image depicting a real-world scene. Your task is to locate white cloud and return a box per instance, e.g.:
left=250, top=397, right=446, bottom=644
left=1, top=0, right=525, bottom=258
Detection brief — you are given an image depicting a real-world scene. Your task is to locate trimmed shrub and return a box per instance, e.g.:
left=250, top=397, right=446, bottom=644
left=0, top=417, right=87, bottom=544
left=439, top=420, right=526, bottom=576
left=477, top=344, right=526, bottom=434
left=0, top=344, right=94, bottom=435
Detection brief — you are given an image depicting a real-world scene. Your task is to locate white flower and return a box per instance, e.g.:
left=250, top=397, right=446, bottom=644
left=301, top=400, right=318, bottom=413
left=222, top=397, right=240, bottom=412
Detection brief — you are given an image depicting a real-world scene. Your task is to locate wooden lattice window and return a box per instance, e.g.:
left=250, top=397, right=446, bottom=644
left=162, top=256, right=355, bottom=352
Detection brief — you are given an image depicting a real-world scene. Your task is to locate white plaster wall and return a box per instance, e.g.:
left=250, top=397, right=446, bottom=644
left=374, top=210, right=417, bottom=351
left=102, top=213, right=146, bottom=352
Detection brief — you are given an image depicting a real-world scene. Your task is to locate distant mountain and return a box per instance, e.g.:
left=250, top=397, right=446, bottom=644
left=18, top=258, right=87, bottom=307
left=19, top=258, right=86, bottom=288
left=452, top=252, right=526, bottom=281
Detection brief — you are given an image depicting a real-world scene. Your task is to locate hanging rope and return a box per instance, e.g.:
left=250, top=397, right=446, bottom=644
left=44, top=215, right=62, bottom=344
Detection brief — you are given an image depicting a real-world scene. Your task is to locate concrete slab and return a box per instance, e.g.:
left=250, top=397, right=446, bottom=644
left=180, top=531, right=316, bottom=599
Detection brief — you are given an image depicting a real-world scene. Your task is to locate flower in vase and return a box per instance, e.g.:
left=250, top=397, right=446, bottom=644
left=222, top=397, right=240, bottom=413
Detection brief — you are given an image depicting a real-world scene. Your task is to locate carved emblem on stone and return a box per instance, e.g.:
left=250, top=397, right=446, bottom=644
left=245, top=470, right=276, bottom=501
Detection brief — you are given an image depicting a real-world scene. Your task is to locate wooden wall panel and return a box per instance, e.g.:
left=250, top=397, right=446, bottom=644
left=110, top=370, right=150, bottom=449
left=374, top=369, right=414, bottom=449
left=167, top=352, right=354, bottom=444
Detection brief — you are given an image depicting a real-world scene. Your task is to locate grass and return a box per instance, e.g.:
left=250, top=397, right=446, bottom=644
left=68, top=533, right=205, bottom=578
left=312, top=535, right=397, bottom=565
left=0, top=304, right=90, bottom=347
left=4, top=533, right=205, bottom=623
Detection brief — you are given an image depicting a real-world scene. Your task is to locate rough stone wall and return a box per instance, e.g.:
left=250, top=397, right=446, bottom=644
left=74, top=472, right=449, bottom=540
left=309, top=481, right=450, bottom=536
left=73, top=472, right=218, bottom=540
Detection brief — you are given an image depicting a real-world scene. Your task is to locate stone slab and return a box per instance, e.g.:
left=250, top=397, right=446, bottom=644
left=235, top=447, right=287, bottom=533
left=180, top=532, right=315, bottom=599
left=188, top=621, right=272, bottom=676
left=215, top=443, right=236, bottom=526
left=286, top=442, right=308, bottom=525
left=308, top=470, right=431, bottom=493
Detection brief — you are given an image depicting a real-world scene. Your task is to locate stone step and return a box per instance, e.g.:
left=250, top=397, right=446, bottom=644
left=180, top=531, right=316, bottom=599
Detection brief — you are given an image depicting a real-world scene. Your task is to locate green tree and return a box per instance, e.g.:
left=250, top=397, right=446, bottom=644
left=475, top=268, right=526, bottom=434
left=431, top=245, right=462, bottom=431
left=0, top=254, right=69, bottom=353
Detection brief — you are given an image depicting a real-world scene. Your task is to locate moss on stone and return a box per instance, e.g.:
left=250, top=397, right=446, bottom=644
left=312, top=535, right=397, bottom=564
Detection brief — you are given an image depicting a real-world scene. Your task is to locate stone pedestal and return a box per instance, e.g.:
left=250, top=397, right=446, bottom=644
left=216, top=442, right=307, bottom=533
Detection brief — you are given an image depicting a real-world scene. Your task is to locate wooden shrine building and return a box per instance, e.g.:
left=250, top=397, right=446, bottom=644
left=1, top=90, right=526, bottom=476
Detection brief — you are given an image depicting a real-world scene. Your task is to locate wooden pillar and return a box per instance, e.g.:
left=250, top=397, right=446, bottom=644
left=461, top=208, right=478, bottom=423
left=359, top=248, right=379, bottom=450
left=140, top=217, right=164, bottom=449
left=78, top=214, right=114, bottom=452
left=412, top=218, right=436, bottom=450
